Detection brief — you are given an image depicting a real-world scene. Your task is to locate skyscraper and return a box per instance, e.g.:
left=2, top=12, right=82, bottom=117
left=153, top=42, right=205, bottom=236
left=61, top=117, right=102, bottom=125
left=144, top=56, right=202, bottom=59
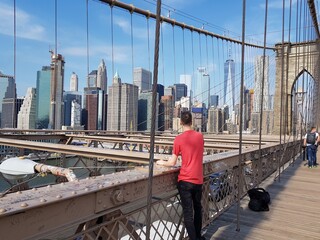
left=49, top=53, right=65, bottom=129
left=180, top=74, right=192, bottom=97
left=133, top=67, right=152, bottom=93
left=0, top=71, right=16, bottom=128
left=70, top=72, right=78, bottom=92
left=36, top=66, right=51, bottom=129
left=107, top=72, right=121, bottom=131
left=87, top=70, right=97, bottom=88
left=63, top=91, right=82, bottom=128
left=71, top=100, right=81, bottom=129
left=97, top=59, right=107, bottom=92
left=210, top=95, right=219, bottom=107
left=17, top=88, right=37, bottom=129
left=195, top=67, right=210, bottom=107
left=86, top=89, right=106, bottom=130
left=138, top=91, right=158, bottom=131
left=207, top=107, right=223, bottom=133
left=160, top=95, right=174, bottom=131
left=224, top=59, right=235, bottom=114
left=174, top=83, right=187, bottom=102
left=254, top=55, right=269, bottom=112
left=107, top=72, right=138, bottom=131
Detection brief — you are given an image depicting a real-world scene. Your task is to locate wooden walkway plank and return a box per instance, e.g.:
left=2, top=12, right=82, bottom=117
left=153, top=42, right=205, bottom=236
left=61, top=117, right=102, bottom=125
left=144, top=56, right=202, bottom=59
left=204, top=156, right=320, bottom=240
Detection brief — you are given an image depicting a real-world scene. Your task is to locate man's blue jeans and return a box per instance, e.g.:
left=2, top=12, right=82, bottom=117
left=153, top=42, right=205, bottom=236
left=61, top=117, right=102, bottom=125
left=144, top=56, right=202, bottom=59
left=177, top=180, right=203, bottom=240
left=307, top=145, right=317, bottom=167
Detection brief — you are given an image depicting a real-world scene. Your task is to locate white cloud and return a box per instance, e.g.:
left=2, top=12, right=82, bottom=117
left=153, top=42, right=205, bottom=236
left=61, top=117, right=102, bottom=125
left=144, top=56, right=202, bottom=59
left=62, top=45, right=131, bottom=64
left=114, top=16, right=152, bottom=39
left=0, top=2, right=47, bottom=41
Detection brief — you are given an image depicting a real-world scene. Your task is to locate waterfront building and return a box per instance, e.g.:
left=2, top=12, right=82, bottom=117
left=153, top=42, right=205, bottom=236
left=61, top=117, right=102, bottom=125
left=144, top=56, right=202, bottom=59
left=160, top=95, right=174, bottom=131
left=179, top=74, right=192, bottom=97
left=0, top=71, right=18, bottom=128
left=138, top=91, right=158, bottom=131
left=36, top=66, right=51, bottom=129
left=49, top=53, right=65, bottom=130
left=63, top=91, right=82, bottom=128
left=173, top=83, right=187, bottom=102
left=97, top=59, right=107, bottom=93
left=207, top=107, right=223, bottom=133
left=133, top=67, right=152, bottom=93
left=224, top=59, right=235, bottom=114
left=107, top=72, right=138, bottom=131
left=70, top=72, right=78, bottom=92
left=71, top=100, right=82, bottom=129
left=86, top=89, right=107, bottom=130
left=17, top=88, right=37, bottom=129
left=210, top=95, right=219, bottom=107
left=191, top=104, right=206, bottom=132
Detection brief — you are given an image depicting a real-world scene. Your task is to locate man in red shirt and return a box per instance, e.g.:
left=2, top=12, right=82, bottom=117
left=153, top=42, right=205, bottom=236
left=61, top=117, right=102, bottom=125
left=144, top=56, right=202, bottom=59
left=157, top=111, right=205, bottom=240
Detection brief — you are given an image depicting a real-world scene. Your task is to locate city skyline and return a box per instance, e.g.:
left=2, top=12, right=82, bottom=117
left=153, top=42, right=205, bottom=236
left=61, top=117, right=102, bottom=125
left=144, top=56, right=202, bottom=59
left=0, top=0, right=292, bottom=97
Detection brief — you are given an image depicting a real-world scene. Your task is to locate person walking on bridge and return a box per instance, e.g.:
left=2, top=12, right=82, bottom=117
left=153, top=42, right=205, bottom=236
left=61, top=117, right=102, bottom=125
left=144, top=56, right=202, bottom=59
left=156, top=111, right=205, bottom=240
left=304, top=126, right=319, bottom=168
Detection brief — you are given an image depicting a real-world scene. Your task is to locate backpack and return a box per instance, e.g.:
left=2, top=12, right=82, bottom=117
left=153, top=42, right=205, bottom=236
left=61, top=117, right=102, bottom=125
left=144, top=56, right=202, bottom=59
left=247, top=188, right=270, bottom=212
left=306, top=132, right=317, bottom=144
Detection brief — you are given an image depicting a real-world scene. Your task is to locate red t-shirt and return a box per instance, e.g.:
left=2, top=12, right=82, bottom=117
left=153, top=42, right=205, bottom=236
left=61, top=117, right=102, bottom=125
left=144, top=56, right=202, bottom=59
left=173, top=130, right=204, bottom=184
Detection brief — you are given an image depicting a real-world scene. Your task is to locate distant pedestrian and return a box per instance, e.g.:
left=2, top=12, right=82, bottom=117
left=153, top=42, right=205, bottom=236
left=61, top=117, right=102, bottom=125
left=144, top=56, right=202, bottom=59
left=156, top=111, right=205, bottom=240
left=303, top=127, right=319, bottom=168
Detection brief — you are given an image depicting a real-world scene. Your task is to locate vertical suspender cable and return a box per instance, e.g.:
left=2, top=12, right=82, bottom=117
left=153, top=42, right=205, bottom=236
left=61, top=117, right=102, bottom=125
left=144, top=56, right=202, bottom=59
left=258, top=0, right=268, bottom=184
left=146, top=0, right=161, bottom=238
left=236, top=0, right=246, bottom=232
left=206, top=35, right=210, bottom=107
left=278, top=0, right=286, bottom=182
left=302, top=2, right=307, bottom=131
left=172, top=25, right=176, bottom=84
left=147, top=16, right=151, bottom=73
left=110, top=5, right=114, bottom=78
left=130, top=12, right=134, bottom=83
left=55, top=0, right=58, bottom=55
left=191, top=31, right=195, bottom=102
left=211, top=37, right=215, bottom=99
left=295, top=0, right=302, bottom=155
left=86, top=0, right=90, bottom=80
left=285, top=0, right=292, bottom=140
left=13, top=0, right=17, bottom=128
left=161, top=24, right=165, bottom=86
left=182, top=28, right=186, bottom=77
left=217, top=39, right=221, bottom=106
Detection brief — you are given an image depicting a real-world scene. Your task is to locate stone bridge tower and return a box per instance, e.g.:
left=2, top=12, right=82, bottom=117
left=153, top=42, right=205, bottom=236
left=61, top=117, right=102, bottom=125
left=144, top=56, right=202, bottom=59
left=274, top=40, right=320, bottom=136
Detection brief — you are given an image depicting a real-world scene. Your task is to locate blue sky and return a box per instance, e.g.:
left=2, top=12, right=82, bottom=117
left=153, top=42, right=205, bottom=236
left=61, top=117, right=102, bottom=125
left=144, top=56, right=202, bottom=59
left=0, top=0, right=300, bottom=97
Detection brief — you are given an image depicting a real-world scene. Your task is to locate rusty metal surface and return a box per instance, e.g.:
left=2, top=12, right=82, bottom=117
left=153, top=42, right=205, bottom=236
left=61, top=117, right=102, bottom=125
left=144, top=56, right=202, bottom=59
left=0, top=139, right=301, bottom=240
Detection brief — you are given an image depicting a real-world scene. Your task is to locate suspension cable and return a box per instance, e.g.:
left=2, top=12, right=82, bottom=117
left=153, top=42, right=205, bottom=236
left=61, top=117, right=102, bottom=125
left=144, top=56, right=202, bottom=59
left=258, top=0, right=269, bottom=185
left=147, top=16, right=151, bottom=73
left=172, top=24, right=176, bottom=84
left=130, top=12, right=134, bottom=84
left=236, top=0, right=246, bottom=232
left=110, top=4, right=115, bottom=78
left=146, top=0, right=161, bottom=238
left=99, top=0, right=274, bottom=50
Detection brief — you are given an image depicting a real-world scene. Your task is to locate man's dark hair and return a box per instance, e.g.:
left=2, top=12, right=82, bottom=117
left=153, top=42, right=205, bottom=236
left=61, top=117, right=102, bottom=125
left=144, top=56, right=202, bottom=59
left=181, top=111, right=192, bottom=126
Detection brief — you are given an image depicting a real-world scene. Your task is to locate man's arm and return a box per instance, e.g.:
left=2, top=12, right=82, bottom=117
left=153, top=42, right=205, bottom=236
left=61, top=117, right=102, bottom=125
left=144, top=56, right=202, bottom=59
left=156, top=154, right=178, bottom=167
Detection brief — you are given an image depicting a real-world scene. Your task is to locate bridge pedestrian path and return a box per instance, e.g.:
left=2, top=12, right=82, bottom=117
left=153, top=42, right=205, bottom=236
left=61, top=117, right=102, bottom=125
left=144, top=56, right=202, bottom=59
left=203, top=153, right=320, bottom=240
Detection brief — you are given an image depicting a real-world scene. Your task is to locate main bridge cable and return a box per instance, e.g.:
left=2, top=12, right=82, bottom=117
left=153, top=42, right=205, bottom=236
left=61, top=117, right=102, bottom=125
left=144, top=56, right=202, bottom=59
left=146, top=0, right=162, bottom=238
left=98, top=0, right=275, bottom=50
left=307, top=0, right=320, bottom=39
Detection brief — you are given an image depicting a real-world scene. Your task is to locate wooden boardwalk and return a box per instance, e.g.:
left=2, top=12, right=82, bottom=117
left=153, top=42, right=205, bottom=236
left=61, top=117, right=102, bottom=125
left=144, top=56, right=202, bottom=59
left=203, top=154, right=320, bottom=240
